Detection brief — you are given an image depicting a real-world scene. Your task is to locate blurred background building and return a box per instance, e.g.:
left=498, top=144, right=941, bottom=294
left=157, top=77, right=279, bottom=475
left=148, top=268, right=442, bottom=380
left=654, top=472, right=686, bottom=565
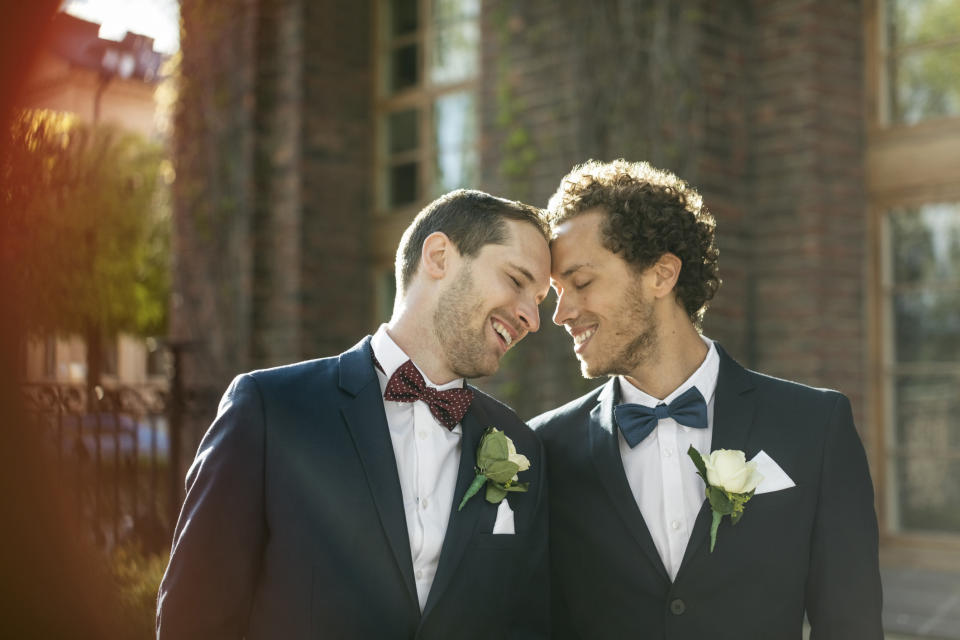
left=170, top=1, right=960, bottom=635
left=11, top=1, right=959, bottom=637
left=19, top=12, right=168, bottom=387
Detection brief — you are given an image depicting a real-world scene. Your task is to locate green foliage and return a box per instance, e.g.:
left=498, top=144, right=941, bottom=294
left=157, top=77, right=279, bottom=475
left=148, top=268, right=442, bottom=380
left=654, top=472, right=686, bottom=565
left=493, top=5, right=537, bottom=197
left=110, top=543, right=168, bottom=639
left=0, top=109, right=170, bottom=337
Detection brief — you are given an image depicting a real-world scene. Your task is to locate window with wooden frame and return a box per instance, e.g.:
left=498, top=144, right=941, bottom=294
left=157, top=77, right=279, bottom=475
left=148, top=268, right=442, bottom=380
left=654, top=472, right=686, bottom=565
left=867, top=0, right=960, bottom=540
left=374, top=0, right=479, bottom=214
left=372, top=0, right=480, bottom=321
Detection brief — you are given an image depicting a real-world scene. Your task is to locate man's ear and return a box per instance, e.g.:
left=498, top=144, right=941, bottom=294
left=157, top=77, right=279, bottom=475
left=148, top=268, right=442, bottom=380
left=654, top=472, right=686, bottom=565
left=420, top=231, right=455, bottom=280
left=650, top=252, right=682, bottom=299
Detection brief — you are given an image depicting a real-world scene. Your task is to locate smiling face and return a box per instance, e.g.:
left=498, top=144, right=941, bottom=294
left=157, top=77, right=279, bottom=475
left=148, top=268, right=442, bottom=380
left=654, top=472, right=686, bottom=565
left=550, top=208, right=659, bottom=379
left=434, top=218, right=551, bottom=378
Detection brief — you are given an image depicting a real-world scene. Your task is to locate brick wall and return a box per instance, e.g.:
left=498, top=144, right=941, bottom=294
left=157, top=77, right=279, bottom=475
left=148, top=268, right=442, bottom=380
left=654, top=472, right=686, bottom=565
left=474, top=0, right=866, bottom=425
left=172, top=0, right=257, bottom=390
left=748, top=0, right=867, bottom=422
left=174, top=0, right=372, bottom=395
left=299, top=0, right=374, bottom=360
left=174, top=0, right=866, bottom=429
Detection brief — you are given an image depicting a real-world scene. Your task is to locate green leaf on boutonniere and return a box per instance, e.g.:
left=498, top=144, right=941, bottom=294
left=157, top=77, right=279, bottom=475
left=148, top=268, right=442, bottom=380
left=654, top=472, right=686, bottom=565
left=689, top=445, right=709, bottom=481
left=707, top=486, right=734, bottom=515
left=688, top=445, right=764, bottom=553
left=458, top=473, right=488, bottom=511
left=484, top=459, right=520, bottom=484
left=458, top=427, right=532, bottom=511
left=485, top=483, right=508, bottom=504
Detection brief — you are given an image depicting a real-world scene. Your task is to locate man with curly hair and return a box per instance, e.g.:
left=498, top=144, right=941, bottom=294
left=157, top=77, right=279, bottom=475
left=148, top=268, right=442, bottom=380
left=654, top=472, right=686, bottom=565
left=530, top=159, right=882, bottom=639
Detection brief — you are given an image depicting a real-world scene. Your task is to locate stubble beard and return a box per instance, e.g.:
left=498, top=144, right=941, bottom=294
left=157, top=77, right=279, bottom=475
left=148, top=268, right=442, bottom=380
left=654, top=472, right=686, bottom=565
left=581, top=281, right=658, bottom=379
left=433, top=265, right=498, bottom=379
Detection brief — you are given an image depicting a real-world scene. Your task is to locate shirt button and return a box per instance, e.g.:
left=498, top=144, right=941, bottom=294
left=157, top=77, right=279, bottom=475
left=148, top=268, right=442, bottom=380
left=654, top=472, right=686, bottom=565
left=415, top=569, right=423, bottom=580
left=417, top=430, right=427, bottom=440
left=670, top=598, right=686, bottom=615
left=421, top=498, right=429, bottom=509
left=663, top=448, right=673, bottom=457
left=671, top=520, right=681, bottom=531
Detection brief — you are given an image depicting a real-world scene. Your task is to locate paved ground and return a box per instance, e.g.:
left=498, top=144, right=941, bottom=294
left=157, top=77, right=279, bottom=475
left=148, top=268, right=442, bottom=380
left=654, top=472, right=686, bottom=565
left=881, top=566, right=960, bottom=639
left=796, top=566, right=960, bottom=639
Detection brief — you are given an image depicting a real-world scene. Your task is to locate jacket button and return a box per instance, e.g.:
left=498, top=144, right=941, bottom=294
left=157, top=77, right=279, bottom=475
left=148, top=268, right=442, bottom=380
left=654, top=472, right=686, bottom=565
left=670, top=598, right=686, bottom=615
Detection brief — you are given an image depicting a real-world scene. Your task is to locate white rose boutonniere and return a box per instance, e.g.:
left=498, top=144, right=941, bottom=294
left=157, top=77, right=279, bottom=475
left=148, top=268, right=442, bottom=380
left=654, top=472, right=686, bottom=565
left=458, top=427, right=530, bottom=510
left=688, top=446, right=764, bottom=552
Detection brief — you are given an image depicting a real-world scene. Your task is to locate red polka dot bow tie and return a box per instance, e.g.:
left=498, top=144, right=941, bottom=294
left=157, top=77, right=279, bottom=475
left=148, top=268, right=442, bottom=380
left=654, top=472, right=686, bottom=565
left=382, top=359, right=474, bottom=430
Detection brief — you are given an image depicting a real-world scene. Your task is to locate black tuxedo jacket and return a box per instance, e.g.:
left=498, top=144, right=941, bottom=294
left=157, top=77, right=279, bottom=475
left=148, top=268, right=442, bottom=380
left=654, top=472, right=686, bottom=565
left=530, top=345, right=882, bottom=640
left=157, top=337, right=548, bottom=639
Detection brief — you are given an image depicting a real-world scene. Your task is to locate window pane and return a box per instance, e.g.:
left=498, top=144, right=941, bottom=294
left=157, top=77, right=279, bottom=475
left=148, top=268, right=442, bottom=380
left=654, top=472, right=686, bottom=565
left=888, top=45, right=960, bottom=124
left=895, top=375, right=960, bottom=450
left=388, top=0, right=418, bottom=37
left=433, top=0, right=480, bottom=24
left=389, top=44, right=419, bottom=93
left=894, top=290, right=960, bottom=362
left=893, top=374, right=960, bottom=533
left=433, top=91, right=477, bottom=193
left=387, top=109, right=418, bottom=154
left=389, top=162, right=418, bottom=207
left=889, top=204, right=960, bottom=285
left=887, top=0, right=960, bottom=48
left=430, top=21, right=479, bottom=85
left=896, top=457, right=960, bottom=532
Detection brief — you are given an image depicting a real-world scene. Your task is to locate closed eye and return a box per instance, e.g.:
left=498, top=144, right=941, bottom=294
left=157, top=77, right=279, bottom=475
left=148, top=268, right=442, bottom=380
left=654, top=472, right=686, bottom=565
left=574, top=280, right=592, bottom=291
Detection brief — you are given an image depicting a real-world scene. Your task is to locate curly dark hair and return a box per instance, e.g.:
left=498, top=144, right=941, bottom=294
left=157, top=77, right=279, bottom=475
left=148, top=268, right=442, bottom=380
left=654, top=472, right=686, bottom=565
left=546, top=159, right=720, bottom=326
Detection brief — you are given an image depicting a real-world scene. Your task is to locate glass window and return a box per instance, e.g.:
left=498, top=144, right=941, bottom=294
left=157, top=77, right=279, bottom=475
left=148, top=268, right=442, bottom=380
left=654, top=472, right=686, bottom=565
left=433, top=90, right=477, bottom=195
left=885, top=202, right=960, bottom=534
left=388, top=0, right=418, bottom=36
left=375, top=0, right=480, bottom=218
left=885, top=0, right=960, bottom=125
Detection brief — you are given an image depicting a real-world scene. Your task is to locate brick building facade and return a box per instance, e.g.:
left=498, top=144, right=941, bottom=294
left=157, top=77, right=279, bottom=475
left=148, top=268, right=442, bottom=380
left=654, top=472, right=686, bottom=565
left=173, top=0, right=867, bottom=425
left=173, top=5, right=960, bottom=629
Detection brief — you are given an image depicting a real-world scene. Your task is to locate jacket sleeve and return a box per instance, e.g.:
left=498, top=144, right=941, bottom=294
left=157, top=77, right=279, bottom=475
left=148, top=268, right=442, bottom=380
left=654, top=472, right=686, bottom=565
left=507, top=436, right=551, bottom=639
left=156, top=374, right=267, bottom=639
left=805, top=393, right=883, bottom=639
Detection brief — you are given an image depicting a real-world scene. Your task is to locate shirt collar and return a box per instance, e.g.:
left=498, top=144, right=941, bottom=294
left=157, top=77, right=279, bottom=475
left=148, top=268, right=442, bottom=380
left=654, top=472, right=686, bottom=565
left=618, top=335, right=719, bottom=407
left=371, top=324, right=466, bottom=391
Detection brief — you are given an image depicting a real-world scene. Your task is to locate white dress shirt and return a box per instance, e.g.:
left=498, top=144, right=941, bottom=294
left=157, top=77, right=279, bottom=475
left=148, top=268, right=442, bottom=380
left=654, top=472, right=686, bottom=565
left=371, top=325, right=463, bottom=611
left=618, top=336, right=719, bottom=581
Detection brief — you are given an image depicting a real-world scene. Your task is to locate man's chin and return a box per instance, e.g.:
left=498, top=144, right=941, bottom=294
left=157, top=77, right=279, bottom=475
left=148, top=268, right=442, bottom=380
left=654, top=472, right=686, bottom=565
left=578, top=358, right=604, bottom=380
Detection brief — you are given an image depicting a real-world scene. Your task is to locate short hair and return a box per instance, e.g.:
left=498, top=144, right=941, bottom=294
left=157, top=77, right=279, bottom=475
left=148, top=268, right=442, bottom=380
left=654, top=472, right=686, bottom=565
left=395, top=189, right=548, bottom=295
left=547, top=159, right=720, bottom=326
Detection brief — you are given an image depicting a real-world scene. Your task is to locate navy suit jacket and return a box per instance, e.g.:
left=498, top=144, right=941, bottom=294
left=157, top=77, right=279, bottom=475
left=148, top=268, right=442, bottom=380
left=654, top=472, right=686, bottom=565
left=157, top=337, right=549, bottom=639
left=530, top=345, right=882, bottom=640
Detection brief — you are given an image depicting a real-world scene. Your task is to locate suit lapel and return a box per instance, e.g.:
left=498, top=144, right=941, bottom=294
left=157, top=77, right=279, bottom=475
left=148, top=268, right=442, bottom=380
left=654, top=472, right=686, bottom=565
left=338, top=337, right=419, bottom=612
left=676, top=344, right=758, bottom=580
left=420, top=393, right=488, bottom=620
left=590, top=379, right=670, bottom=583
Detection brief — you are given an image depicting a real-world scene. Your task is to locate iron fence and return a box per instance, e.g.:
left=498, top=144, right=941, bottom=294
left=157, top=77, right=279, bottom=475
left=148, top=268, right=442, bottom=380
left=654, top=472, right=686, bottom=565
left=21, top=380, right=221, bottom=553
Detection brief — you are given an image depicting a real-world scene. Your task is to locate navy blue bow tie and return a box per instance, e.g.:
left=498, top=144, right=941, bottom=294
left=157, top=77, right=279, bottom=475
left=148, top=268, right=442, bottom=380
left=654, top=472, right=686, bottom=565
left=614, top=386, right=709, bottom=448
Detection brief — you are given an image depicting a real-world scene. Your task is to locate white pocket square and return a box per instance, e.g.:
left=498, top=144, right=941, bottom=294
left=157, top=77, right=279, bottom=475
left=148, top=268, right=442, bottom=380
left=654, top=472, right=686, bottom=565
left=750, top=450, right=796, bottom=495
left=492, top=499, right=515, bottom=534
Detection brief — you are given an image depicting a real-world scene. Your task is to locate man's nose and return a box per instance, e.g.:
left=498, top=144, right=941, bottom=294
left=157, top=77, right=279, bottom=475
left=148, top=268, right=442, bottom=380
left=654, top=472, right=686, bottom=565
left=552, top=289, right=575, bottom=327
left=517, top=296, right=541, bottom=334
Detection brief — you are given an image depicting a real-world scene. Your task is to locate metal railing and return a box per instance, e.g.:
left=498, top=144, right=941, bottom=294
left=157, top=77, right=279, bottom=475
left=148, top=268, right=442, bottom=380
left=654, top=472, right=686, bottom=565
left=21, top=378, right=221, bottom=553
